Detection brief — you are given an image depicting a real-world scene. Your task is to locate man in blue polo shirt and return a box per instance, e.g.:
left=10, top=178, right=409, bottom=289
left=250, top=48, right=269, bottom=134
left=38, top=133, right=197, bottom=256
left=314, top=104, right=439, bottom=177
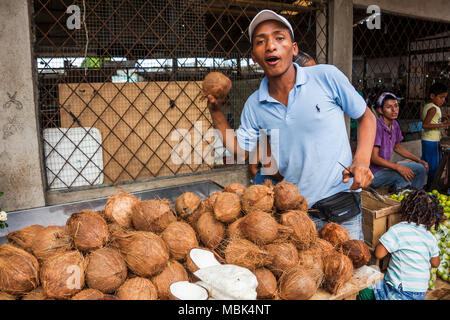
left=206, top=10, right=376, bottom=239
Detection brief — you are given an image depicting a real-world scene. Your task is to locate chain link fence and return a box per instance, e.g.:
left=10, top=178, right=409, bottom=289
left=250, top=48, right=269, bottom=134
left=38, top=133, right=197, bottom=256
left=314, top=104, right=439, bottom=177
left=352, top=8, right=449, bottom=141
left=33, top=0, right=328, bottom=190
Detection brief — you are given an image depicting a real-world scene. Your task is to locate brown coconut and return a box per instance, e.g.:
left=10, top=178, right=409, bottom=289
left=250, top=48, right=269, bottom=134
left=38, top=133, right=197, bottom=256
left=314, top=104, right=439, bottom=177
left=21, top=287, right=48, bottom=300
left=265, top=241, right=299, bottom=277
left=224, top=238, right=270, bottom=270
left=40, top=250, right=87, bottom=299
left=161, top=221, right=199, bottom=261
left=298, top=243, right=324, bottom=271
left=0, top=244, right=39, bottom=295
left=151, top=260, right=189, bottom=300
left=279, top=266, right=323, bottom=300
left=279, top=210, right=318, bottom=250
left=111, top=230, right=169, bottom=277
left=273, top=181, right=308, bottom=212
left=227, top=217, right=245, bottom=240
left=320, top=222, right=351, bottom=247
left=131, top=199, right=176, bottom=233
left=316, top=238, right=336, bottom=256
left=223, top=183, right=246, bottom=197
left=338, top=239, right=371, bottom=269
left=31, top=226, right=72, bottom=261
left=322, top=252, right=354, bottom=294
left=71, top=289, right=105, bottom=300
left=213, top=192, right=242, bottom=223
left=104, top=192, right=139, bottom=228
left=86, top=247, right=127, bottom=293
left=254, top=268, right=278, bottom=299
left=116, top=277, right=158, bottom=300
left=201, top=72, right=232, bottom=103
left=240, top=210, right=291, bottom=245
left=195, top=211, right=225, bottom=250
left=7, top=224, right=44, bottom=252
left=0, top=291, right=16, bottom=300
left=175, top=192, right=201, bottom=219
left=66, top=210, right=109, bottom=252
left=241, top=185, right=274, bottom=213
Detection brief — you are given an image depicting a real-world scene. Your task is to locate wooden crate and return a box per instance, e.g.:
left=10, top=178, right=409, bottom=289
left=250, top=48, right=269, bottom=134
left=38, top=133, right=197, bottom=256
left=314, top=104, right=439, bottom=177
left=58, top=81, right=213, bottom=184
left=361, top=190, right=401, bottom=249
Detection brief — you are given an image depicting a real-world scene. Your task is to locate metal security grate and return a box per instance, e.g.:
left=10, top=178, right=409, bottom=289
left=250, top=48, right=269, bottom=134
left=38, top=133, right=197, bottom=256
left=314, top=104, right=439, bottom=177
left=33, top=0, right=328, bottom=190
left=352, top=8, right=449, bottom=140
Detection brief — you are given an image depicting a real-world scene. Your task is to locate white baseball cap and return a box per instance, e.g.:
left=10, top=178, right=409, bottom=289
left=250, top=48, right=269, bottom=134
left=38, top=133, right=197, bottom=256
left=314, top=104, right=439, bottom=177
left=248, top=10, right=294, bottom=42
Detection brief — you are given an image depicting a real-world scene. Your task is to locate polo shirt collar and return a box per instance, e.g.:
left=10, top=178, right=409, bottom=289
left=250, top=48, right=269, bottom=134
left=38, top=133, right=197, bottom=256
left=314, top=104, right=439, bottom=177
left=258, top=62, right=308, bottom=103
left=377, top=116, right=394, bottom=133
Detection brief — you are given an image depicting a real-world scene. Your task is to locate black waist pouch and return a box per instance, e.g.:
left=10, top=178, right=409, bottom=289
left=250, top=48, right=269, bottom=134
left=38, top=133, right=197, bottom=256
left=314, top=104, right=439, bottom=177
left=310, top=192, right=361, bottom=223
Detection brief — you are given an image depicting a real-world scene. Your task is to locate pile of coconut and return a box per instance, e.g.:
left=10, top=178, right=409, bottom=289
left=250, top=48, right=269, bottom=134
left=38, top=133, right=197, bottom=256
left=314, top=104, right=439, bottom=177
left=0, top=181, right=370, bottom=300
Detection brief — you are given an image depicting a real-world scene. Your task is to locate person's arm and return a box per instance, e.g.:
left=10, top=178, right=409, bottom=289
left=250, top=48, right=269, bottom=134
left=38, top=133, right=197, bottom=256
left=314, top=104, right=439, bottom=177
left=375, top=242, right=389, bottom=259
left=430, top=256, right=440, bottom=268
left=422, top=107, right=450, bottom=129
left=393, top=143, right=429, bottom=173
left=207, top=95, right=249, bottom=162
left=344, top=107, right=377, bottom=190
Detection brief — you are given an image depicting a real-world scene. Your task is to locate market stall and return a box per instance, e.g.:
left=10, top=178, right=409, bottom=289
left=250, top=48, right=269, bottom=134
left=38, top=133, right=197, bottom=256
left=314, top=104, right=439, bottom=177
left=0, top=180, right=383, bottom=300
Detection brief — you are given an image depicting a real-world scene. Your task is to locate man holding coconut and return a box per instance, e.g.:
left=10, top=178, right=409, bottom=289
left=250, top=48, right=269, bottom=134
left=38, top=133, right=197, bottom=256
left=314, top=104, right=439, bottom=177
left=206, top=10, right=376, bottom=239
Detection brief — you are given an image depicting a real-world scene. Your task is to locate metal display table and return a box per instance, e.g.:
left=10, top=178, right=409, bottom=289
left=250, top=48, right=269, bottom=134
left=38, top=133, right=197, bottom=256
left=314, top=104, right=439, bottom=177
left=0, top=180, right=223, bottom=244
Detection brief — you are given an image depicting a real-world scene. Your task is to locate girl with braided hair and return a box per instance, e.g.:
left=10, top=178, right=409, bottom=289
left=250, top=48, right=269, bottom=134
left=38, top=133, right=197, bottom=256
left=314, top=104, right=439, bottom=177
left=368, top=189, right=442, bottom=300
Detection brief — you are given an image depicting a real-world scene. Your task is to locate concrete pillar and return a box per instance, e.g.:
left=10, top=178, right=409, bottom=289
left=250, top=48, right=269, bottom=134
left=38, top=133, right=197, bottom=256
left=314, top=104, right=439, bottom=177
left=328, top=0, right=354, bottom=136
left=0, top=0, right=46, bottom=211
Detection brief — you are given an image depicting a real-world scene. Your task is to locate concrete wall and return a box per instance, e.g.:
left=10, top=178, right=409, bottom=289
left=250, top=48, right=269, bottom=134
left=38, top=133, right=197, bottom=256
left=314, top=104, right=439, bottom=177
left=0, top=0, right=46, bottom=212
left=353, top=0, right=450, bottom=23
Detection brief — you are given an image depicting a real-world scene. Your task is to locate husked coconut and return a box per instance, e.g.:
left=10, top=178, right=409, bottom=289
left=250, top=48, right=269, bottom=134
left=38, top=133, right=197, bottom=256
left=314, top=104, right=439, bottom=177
left=279, top=266, right=323, bottom=300
left=322, top=252, right=354, bottom=294
left=195, top=211, right=225, bottom=249
left=66, top=210, right=109, bottom=252
left=338, top=240, right=371, bottom=269
left=7, top=224, right=44, bottom=253
left=71, top=289, right=104, bottom=300
left=265, top=241, right=298, bottom=277
left=0, top=244, right=40, bottom=296
left=0, top=292, right=16, bottom=300
left=213, top=192, right=242, bottom=223
left=116, top=277, right=158, bottom=300
left=254, top=268, right=277, bottom=299
left=86, top=247, right=127, bottom=293
left=31, top=226, right=72, bottom=261
left=240, top=210, right=291, bottom=244
left=162, top=221, right=198, bottom=261
left=223, top=183, right=246, bottom=197
left=320, top=222, right=350, bottom=247
left=131, top=199, right=176, bottom=233
left=185, top=247, right=222, bottom=274
left=21, top=287, right=49, bottom=300
left=298, top=243, right=324, bottom=271
left=169, top=281, right=209, bottom=300
left=224, top=238, right=269, bottom=270
left=273, top=181, right=308, bottom=212
left=104, top=192, right=139, bottom=228
left=40, top=250, right=87, bottom=299
left=316, top=238, right=336, bottom=256
left=241, top=185, right=274, bottom=213
left=111, top=230, right=169, bottom=277
left=226, top=217, right=245, bottom=240
left=175, top=192, right=201, bottom=219
left=279, top=210, right=317, bottom=250
left=201, top=72, right=232, bottom=104
left=151, top=260, right=189, bottom=300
